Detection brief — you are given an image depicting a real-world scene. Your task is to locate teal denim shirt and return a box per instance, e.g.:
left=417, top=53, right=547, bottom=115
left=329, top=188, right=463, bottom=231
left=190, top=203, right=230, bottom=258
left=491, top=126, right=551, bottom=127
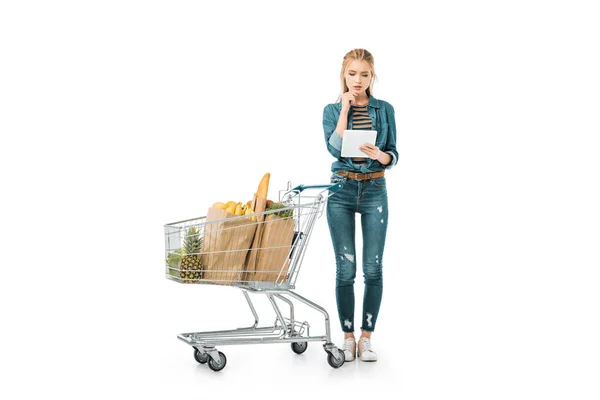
left=323, top=95, right=398, bottom=173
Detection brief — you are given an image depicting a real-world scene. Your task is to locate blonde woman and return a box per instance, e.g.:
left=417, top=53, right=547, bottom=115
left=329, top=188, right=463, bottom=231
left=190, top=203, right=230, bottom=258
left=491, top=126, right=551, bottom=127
left=323, top=49, right=398, bottom=362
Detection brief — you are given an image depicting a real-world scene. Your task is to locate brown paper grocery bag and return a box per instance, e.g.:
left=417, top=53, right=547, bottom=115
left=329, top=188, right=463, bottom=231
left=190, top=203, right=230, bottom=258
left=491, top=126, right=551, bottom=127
left=242, top=194, right=267, bottom=282
left=202, top=207, right=257, bottom=285
left=252, top=214, right=295, bottom=283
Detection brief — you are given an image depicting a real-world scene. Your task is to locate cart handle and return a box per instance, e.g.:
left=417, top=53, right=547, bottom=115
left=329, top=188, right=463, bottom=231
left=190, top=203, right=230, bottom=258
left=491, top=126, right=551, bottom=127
left=287, top=183, right=343, bottom=199
left=293, top=183, right=342, bottom=193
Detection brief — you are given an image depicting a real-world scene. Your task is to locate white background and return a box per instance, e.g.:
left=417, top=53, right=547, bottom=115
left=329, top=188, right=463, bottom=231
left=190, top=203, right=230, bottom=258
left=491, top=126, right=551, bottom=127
left=1, top=0, right=599, bottom=399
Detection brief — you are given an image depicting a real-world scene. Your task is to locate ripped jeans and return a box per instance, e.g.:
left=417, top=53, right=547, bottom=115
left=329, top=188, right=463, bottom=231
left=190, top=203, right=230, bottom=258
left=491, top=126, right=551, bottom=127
left=326, top=173, right=388, bottom=333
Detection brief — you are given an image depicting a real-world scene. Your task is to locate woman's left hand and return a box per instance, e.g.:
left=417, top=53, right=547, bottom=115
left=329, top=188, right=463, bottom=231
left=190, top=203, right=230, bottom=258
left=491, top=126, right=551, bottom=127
left=359, top=143, right=381, bottom=160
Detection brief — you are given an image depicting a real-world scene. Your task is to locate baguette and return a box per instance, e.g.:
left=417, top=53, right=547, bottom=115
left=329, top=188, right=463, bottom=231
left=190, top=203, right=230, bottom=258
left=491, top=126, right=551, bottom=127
left=257, top=173, right=270, bottom=199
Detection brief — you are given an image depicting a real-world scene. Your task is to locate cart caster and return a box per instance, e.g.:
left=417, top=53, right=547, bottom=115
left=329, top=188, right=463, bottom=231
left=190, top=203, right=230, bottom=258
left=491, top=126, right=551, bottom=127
left=207, top=351, right=227, bottom=372
left=193, top=348, right=209, bottom=364
left=291, top=341, right=308, bottom=354
left=327, top=348, right=345, bottom=369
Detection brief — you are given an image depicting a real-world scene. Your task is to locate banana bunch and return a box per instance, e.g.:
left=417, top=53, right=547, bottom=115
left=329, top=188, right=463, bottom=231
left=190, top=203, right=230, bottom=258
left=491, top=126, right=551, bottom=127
left=213, top=201, right=257, bottom=221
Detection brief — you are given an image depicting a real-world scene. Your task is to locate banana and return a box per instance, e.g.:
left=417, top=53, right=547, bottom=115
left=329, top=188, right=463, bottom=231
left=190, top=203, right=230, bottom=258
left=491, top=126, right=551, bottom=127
left=219, top=201, right=254, bottom=217
left=234, top=203, right=243, bottom=216
left=225, top=203, right=237, bottom=214
left=244, top=206, right=256, bottom=221
left=213, top=201, right=227, bottom=210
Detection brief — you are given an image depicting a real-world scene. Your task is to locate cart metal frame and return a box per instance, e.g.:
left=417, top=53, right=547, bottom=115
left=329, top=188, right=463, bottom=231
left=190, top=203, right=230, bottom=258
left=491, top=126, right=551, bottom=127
left=164, top=181, right=346, bottom=371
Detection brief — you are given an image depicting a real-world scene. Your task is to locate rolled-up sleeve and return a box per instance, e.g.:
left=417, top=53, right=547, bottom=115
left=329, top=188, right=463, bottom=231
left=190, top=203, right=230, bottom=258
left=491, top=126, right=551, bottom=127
left=383, top=104, right=398, bottom=170
left=323, top=104, right=342, bottom=159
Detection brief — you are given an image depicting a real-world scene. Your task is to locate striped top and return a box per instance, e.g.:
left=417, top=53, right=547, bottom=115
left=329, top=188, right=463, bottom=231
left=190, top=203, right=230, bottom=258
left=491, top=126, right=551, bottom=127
left=351, top=104, right=372, bottom=163
left=351, top=104, right=373, bottom=130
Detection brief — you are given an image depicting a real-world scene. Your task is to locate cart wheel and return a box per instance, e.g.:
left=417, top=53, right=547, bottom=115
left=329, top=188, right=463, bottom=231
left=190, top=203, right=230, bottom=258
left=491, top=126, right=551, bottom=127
left=193, top=349, right=208, bottom=364
left=327, top=348, right=345, bottom=369
left=291, top=341, right=308, bottom=354
left=207, top=351, right=227, bottom=372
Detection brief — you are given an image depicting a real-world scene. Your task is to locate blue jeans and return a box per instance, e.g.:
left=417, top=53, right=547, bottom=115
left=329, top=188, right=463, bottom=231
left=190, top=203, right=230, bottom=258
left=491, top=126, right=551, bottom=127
left=326, top=173, right=388, bottom=333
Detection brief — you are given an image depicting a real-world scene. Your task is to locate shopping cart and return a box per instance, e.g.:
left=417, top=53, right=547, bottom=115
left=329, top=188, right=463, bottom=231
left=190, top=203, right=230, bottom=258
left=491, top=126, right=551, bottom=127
left=164, top=181, right=346, bottom=371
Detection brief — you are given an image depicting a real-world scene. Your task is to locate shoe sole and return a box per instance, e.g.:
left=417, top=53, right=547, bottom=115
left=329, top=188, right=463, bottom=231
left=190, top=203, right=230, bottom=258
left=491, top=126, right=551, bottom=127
left=358, top=353, right=377, bottom=362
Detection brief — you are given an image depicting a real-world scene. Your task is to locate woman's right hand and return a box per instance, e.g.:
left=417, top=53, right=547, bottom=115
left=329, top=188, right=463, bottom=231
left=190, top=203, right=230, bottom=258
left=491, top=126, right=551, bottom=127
left=341, top=91, right=357, bottom=113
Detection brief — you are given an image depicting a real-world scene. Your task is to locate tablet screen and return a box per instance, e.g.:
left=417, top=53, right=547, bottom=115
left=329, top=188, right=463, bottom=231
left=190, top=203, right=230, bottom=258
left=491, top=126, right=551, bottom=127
left=341, top=130, right=377, bottom=158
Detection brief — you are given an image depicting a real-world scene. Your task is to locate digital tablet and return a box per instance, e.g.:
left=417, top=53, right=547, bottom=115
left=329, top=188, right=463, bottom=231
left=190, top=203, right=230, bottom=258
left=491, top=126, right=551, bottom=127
left=340, top=130, right=377, bottom=157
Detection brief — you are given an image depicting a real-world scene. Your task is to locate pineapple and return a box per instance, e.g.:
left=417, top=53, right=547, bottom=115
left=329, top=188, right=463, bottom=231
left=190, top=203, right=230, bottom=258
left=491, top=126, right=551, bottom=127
left=180, top=226, right=203, bottom=283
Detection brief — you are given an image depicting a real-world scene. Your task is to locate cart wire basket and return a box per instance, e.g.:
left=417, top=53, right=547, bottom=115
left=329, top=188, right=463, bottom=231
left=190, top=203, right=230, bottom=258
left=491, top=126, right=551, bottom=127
left=164, top=181, right=346, bottom=371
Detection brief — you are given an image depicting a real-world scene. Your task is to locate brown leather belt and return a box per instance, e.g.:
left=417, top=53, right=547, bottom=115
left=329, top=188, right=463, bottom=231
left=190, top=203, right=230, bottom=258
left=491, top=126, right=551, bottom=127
left=336, top=171, right=385, bottom=181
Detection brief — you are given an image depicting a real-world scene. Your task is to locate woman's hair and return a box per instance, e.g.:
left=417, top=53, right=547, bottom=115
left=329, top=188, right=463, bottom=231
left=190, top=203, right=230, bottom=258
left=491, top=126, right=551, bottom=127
left=337, top=48, right=377, bottom=102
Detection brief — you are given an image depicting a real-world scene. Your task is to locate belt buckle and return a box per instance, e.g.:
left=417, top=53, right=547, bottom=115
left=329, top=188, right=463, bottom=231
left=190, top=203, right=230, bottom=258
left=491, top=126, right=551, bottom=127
left=355, top=172, right=371, bottom=181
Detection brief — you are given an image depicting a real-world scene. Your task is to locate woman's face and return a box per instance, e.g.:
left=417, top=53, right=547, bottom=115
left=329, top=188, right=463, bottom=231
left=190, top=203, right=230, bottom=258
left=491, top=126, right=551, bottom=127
left=344, top=60, right=372, bottom=96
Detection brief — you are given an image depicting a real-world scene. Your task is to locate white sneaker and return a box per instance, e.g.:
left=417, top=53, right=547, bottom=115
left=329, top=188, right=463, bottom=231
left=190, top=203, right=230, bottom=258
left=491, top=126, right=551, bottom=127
left=358, top=337, right=377, bottom=362
left=342, top=337, right=356, bottom=362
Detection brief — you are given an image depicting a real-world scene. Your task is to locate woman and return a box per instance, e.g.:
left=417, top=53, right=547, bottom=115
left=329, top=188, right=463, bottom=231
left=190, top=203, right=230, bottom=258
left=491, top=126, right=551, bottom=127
left=323, top=48, right=398, bottom=362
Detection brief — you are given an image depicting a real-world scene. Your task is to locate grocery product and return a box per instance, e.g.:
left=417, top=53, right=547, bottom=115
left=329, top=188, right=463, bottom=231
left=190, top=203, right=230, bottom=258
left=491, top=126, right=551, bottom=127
left=212, top=200, right=256, bottom=221
left=212, top=202, right=227, bottom=210
left=234, top=202, right=243, bottom=216
left=266, top=202, right=293, bottom=218
left=248, top=213, right=295, bottom=282
left=166, top=248, right=184, bottom=279
left=225, top=202, right=236, bottom=214
left=180, top=226, right=203, bottom=283
left=202, top=207, right=257, bottom=285
left=256, top=173, right=270, bottom=199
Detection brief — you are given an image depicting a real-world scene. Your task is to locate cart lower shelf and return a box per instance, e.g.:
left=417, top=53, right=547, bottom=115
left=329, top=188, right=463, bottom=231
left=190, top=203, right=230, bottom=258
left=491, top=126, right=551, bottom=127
left=176, top=288, right=345, bottom=371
